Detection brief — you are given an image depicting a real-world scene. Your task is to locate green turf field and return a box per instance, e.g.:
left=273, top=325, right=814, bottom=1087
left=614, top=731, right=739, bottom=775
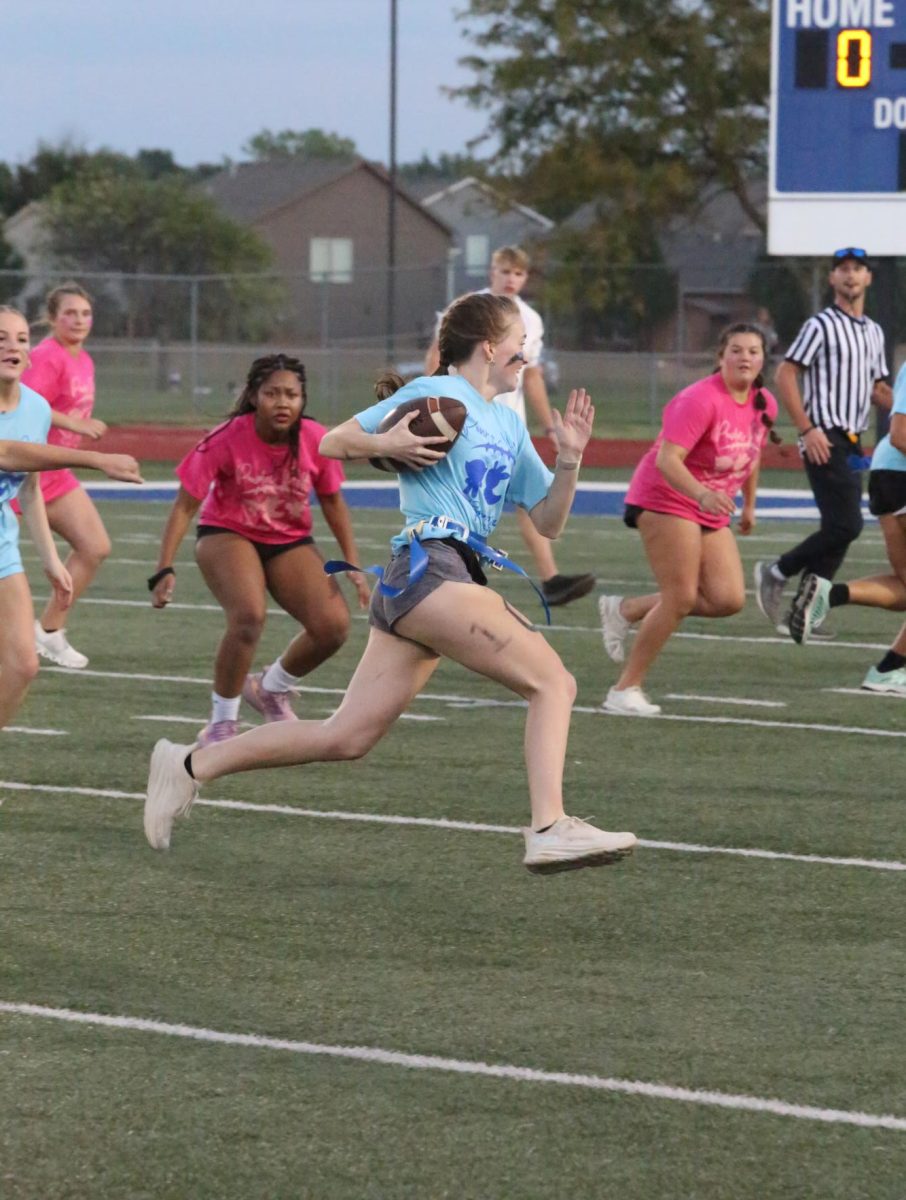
left=3, top=500, right=906, bottom=1198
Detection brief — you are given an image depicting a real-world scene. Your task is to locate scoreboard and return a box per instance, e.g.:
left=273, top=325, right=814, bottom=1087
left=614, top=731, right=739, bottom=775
left=769, top=0, right=906, bottom=253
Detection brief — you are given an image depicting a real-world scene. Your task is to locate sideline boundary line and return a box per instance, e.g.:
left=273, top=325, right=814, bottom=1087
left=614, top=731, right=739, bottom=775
left=1, top=779, right=904, bottom=873
left=39, top=666, right=906, bottom=739
left=1, top=1001, right=904, bottom=1132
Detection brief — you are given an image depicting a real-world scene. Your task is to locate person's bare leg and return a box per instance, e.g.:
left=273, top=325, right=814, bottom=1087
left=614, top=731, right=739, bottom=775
left=190, top=629, right=440, bottom=782
left=195, top=535, right=268, bottom=697
left=616, top=523, right=744, bottom=690
left=0, top=574, right=40, bottom=730
left=397, top=583, right=576, bottom=830
left=264, top=544, right=350, bottom=676
left=40, top=488, right=110, bottom=631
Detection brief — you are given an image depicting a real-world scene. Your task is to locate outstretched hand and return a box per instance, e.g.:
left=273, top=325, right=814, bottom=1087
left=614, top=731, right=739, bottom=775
left=101, top=454, right=144, bottom=484
left=550, top=388, right=594, bottom=461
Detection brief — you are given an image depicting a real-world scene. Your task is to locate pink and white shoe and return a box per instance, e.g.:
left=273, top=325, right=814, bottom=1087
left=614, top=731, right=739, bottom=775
left=196, top=719, right=240, bottom=746
left=242, top=672, right=298, bottom=722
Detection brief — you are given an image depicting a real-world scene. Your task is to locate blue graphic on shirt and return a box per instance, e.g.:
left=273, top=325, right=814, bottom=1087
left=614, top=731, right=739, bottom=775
left=353, top=374, right=553, bottom=552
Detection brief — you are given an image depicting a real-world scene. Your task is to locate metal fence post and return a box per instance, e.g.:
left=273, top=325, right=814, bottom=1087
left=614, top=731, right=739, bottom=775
left=189, top=278, right=200, bottom=413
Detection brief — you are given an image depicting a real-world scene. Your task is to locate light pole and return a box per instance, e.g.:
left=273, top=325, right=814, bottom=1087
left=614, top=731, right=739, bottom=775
left=386, top=0, right=398, bottom=362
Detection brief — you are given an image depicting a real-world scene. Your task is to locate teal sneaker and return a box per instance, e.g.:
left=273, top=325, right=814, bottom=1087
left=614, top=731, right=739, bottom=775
left=789, top=573, right=832, bottom=644
left=862, top=665, right=906, bottom=696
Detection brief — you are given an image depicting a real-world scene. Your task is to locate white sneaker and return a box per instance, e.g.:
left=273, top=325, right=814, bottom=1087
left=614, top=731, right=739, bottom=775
left=34, top=620, right=88, bottom=669
left=598, top=594, right=630, bottom=663
left=523, top=816, right=637, bottom=875
left=144, top=739, right=198, bottom=850
left=603, top=685, right=661, bottom=716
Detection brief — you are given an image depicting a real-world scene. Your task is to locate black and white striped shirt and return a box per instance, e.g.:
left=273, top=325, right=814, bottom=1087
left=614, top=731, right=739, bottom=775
left=785, top=305, right=888, bottom=433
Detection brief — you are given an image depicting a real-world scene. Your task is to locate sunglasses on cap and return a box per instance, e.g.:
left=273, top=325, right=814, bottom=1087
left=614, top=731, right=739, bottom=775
left=832, top=247, right=869, bottom=264
left=754, top=390, right=782, bottom=445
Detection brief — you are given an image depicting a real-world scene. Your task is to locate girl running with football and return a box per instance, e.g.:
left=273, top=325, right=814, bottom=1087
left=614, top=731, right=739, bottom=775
left=144, top=293, right=636, bottom=873
left=21, top=283, right=111, bottom=669
left=149, top=353, right=370, bottom=746
left=0, top=305, right=141, bottom=730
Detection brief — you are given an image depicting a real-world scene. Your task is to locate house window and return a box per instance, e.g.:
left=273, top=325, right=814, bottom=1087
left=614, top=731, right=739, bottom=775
left=464, top=234, right=490, bottom=276
left=310, top=237, right=353, bottom=284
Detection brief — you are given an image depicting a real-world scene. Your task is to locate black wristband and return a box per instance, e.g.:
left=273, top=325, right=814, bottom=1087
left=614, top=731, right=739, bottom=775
left=147, top=566, right=175, bottom=591
left=800, top=425, right=817, bottom=436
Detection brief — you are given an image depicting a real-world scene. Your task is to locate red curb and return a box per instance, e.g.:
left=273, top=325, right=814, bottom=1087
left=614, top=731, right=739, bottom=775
left=96, top=425, right=808, bottom=471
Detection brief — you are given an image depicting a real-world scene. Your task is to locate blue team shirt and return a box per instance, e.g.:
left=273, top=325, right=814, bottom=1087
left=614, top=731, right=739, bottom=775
left=0, top=384, right=52, bottom=555
left=871, top=364, right=906, bottom=473
left=355, top=375, right=554, bottom=552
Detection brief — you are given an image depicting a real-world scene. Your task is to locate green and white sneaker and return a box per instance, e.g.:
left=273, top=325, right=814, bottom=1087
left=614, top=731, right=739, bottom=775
left=861, top=665, right=906, bottom=696
left=789, top=573, right=832, bottom=644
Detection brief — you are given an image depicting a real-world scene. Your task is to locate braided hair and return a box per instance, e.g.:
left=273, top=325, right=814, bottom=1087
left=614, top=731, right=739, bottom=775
left=197, top=353, right=309, bottom=465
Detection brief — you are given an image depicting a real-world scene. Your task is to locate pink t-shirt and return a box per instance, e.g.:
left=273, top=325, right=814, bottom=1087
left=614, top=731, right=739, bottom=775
left=626, top=375, right=778, bottom=529
left=21, top=337, right=95, bottom=451
left=176, top=413, right=345, bottom=543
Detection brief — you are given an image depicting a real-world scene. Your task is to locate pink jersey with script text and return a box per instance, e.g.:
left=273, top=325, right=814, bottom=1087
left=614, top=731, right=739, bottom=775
left=20, top=337, right=97, bottom=503
left=625, top=374, right=778, bottom=529
left=176, top=413, right=345, bottom=543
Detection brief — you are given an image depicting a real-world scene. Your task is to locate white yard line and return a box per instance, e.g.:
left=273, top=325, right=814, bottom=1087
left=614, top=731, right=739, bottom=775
left=28, top=593, right=894, bottom=651
left=2, top=727, right=67, bottom=737
left=41, top=666, right=906, bottom=740
left=824, top=687, right=906, bottom=700
left=664, top=694, right=787, bottom=709
left=1, top=779, right=904, bottom=874
left=0, top=1001, right=903, bottom=1132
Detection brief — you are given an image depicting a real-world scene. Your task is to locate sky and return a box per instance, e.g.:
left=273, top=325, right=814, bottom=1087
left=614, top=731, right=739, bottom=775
left=7, top=1, right=492, bottom=169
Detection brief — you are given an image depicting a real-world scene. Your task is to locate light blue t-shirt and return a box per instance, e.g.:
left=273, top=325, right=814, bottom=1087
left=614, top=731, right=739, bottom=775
left=355, top=375, right=554, bottom=552
left=0, top=384, right=52, bottom=558
left=871, top=363, right=906, bottom=473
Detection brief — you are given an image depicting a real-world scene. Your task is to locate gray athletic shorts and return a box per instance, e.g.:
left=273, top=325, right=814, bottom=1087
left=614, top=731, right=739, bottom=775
left=369, top=538, right=477, bottom=636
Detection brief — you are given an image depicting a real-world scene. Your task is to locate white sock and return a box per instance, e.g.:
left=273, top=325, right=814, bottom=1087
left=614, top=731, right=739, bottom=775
left=262, top=660, right=303, bottom=693
left=211, top=692, right=241, bottom=722
left=770, top=563, right=787, bottom=583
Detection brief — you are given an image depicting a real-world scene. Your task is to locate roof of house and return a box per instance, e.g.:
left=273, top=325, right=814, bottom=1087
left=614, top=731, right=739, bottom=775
left=201, top=158, right=450, bottom=234
left=559, top=181, right=767, bottom=293
left=419, top=176, right=554, bottom=232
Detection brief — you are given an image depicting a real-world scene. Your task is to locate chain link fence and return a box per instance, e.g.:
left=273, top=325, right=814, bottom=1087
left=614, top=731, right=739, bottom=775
left=2, top=260, right=894, bottom=437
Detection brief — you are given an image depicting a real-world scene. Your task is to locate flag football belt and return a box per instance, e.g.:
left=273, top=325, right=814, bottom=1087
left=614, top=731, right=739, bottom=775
left=324, top=514, right=551, bottom=624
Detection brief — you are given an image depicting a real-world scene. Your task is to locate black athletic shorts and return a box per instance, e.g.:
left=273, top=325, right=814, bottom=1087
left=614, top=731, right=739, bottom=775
left=196, top=524, right=315, bottom=564
left=868, top=470, right=906, bottom=517
left=623, top=503, right=714, bottom=531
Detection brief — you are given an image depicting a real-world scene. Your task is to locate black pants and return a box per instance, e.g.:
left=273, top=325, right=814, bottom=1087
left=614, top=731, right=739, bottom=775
left=777, top=429, right=864, bottom=580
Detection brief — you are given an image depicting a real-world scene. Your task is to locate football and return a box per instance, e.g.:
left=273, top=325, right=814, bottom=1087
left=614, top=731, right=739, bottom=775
left=369, top=395, right=468, bottom=472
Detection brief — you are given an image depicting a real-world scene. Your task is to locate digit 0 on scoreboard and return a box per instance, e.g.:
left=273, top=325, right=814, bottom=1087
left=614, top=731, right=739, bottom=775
left=769, top=0, right=906, bottom=254
left=836, top=29, right=872, bottom=87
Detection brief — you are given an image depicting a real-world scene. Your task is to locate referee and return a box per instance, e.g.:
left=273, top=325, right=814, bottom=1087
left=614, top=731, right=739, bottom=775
left=755, top=247, right=892, bottom=634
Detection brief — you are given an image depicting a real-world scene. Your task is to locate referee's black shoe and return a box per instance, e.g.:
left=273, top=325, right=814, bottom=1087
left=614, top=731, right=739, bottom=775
left=542, top=573, right=596, bottom=607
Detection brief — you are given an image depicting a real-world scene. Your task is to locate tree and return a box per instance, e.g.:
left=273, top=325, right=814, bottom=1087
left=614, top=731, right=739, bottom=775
left=41, top=168, right=282, bottom=339
left=243, top=128, right=357, bottom=161
left=399, top=151, right=489, bottom=185
left=453, top=0, right=770, bottom=233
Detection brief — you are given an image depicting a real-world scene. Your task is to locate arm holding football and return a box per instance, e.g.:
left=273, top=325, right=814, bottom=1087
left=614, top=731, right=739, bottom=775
left=320, top=412, right=446, bottom=470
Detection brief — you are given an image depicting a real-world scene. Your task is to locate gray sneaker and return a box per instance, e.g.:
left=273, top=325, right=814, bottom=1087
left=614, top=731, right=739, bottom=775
left=789, top=574, right=832, bottom=644
left=523, top=816, right=637, bottom=875
left=754, top=561, right=786, bottom=626
left=144, top=739, right=198, bottom=850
